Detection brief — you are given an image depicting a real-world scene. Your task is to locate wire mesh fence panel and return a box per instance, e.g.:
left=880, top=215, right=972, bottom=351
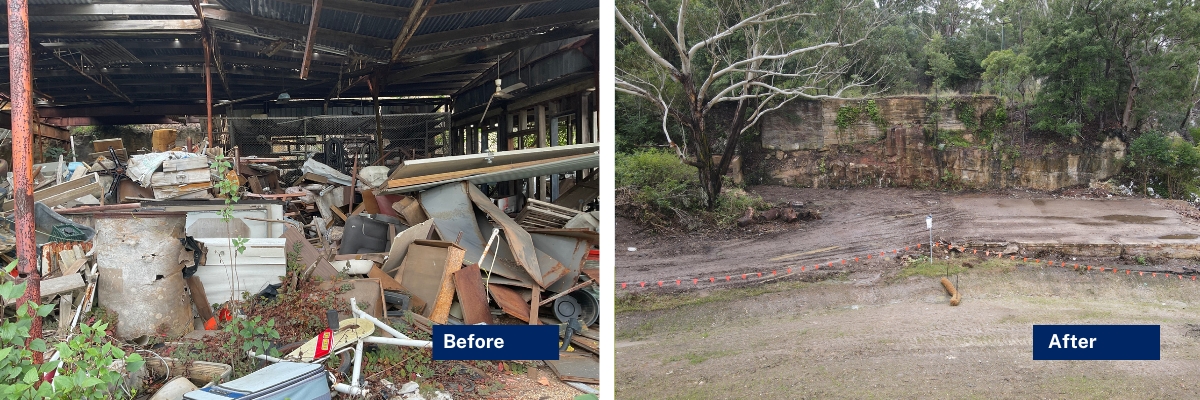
left=227, top=113, right=450, bottom=164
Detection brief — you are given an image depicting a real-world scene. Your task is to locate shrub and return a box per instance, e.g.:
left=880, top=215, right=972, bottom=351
left=1125, top=131, right=1200, bottom=199
left=616, top=150, right=769, bottom=230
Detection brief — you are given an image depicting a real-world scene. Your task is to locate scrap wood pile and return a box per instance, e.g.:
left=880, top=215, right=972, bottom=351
left=0, top=135, right=601, bottom=398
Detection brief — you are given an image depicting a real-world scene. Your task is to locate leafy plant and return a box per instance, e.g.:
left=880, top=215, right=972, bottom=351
left=0, top=261, right=58, bottom=399
left=223, top=316, right=280, bottom=378
left=1, top=260, right=143, bottom=399
left=50, top=322, right=144, bottom=399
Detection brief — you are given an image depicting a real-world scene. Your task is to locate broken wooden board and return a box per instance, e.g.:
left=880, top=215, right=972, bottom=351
left=570, top=335, right=599, bottom=356
left=391, top=195, right=428, bottom=225
left=487, top=284, right=530, bottom=323
left=395, top=240, right=464, bottom=324
left=452, top=264, right=493, bottom=325
left=465, top=183, right=567, bottom=288
left=3, top=173, right=102, bottom=211
left=366, top=266, right=404, bottom=292
left=193, top=238, right=286, bottom=304
left=381, top=220, right=436, bottom=276
left=546, top=352, right=599, bottom=384
left=185, top=275, right=214, bottom=324
left=280, top=225, right=338, bottom=280
left=92, top=138, right=124, bottom=153
left=321, top=278, right=386, bottom=320
left=3, top=273, right=84, bottom=305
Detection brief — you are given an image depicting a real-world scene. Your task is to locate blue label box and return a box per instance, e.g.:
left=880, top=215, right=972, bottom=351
left=1032, top=325, right=1159, bottom=360
left=432, top=325, right=560, bottom=360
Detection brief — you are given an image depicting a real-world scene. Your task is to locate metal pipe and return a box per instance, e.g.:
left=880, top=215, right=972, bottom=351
left=8, top=0, right=40, bottom=362
left=350, top=297, right=414, bottom=340
left=247, top=351, right=287, bottom=364
left=350, top=339, right=363, bottom=388
left=331, top=383, right=367, bottom=396
left=362, top=335, right=432, bottom=348
left=204, top=33, right=213, bottom=146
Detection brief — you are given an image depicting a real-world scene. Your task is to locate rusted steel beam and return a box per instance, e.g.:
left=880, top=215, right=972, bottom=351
left=8, top=0, right=41, bottom=362
left=34, top=42, right=133, bottom=104
left=388, top=0, right=435, bottom=63
left=299, top=0, right=323, bottom=80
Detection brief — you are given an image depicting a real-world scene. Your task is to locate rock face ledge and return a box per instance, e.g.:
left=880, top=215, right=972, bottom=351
left=759, top=95, right=1125, bottom=191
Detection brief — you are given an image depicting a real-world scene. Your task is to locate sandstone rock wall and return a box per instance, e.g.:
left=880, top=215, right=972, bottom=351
left=759, top=96, right=1126, bottom=191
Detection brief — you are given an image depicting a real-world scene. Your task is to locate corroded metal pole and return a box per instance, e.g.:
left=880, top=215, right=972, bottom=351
left=204, top=33, right=213, bottom=146
left=8, top=0, right=41, bottom=362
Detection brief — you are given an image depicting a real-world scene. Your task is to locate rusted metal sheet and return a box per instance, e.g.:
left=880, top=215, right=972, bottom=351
left=94, top=215, right=195, bottom=340
left=465, top=182, right=568, bottom=288
left=475, top=212, right=537, bottom=287
left=487, top=283, right=530, bottom=323
left=531, top=232, right=590, bottom=293
left=420, top=182, right=535, bottom=287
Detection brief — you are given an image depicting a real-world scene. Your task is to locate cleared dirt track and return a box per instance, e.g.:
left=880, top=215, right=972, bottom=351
left=615, top=187, right=1200, bottom=399
left=616, top=187, right=1200, bottom=289
left=616, top=260, right=1200, bottom=399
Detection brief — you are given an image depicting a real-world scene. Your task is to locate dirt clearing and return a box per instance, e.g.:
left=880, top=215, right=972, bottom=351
left=616, top=261, right=1200, bottom=398
left=615, top=187, right=1200, bottom=398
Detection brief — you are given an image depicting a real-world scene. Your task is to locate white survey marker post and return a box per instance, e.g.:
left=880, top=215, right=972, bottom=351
left=926, top=214, right=933, bottom=266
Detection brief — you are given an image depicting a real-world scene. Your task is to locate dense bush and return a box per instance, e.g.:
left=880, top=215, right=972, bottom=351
left=1125, top=131, right=1200, bottom=199
left=616, top=150, right=767, bottom=230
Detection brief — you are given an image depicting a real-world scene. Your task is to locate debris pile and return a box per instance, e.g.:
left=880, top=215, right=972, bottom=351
left=0, top=138, right=601, bottom=398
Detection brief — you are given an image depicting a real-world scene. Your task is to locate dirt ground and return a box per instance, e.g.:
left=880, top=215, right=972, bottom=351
left=615, top=187, right=1200, bottom=399
left=615, top=187, right=1200, bottom=289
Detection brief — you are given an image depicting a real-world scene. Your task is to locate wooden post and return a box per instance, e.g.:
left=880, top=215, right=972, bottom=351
left=529, top=289, right=539, bottom=325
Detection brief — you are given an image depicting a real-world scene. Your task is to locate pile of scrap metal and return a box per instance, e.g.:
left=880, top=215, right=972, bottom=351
left=0, top=139, right=601, bottom=394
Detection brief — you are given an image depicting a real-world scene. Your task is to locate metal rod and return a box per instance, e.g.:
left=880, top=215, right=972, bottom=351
left=538, top=279, right=593, bottom=307
left=8, top=0, right=40, bottom=362
left=350, top=297, right=414, bottom=340
left=299, top=0, right=323, bottom=80
left=361, top=335, right=432, bottom=349
left=204, top=33, right=213, bottom=145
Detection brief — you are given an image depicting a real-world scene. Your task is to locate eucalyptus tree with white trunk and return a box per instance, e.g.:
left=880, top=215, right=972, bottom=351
left=616, top=0, right=885, bottom=209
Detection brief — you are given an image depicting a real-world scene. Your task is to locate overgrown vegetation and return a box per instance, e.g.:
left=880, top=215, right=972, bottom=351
left=1124, top=131, right=1200, bottom=199
left=1, top=260, right=144, bottom=399
left=835, top=100, right=888, bottom=132
left=616, top=150, right=768, bottom=230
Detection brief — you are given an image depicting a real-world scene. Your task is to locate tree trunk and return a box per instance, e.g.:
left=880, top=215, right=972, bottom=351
left=1122, top=79, right=1138, bottom=131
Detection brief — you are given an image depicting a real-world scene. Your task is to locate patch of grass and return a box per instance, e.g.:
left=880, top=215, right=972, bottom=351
left=664, top=349, right=735, bottom=365
left=616, top=279, right=815, bottom=313
left=898, top=255, right=1019, bottom=278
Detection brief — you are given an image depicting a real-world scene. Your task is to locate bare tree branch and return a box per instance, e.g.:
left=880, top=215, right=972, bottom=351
left=615, top=6, right=681, bottom=76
